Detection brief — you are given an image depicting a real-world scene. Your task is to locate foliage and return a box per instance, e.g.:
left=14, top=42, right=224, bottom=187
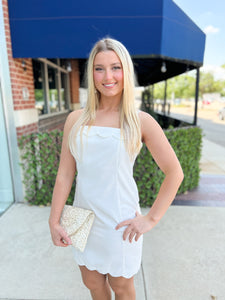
left=134, top=126, right=202, bottom=206
left=34, top=89, right=44, bottom=102
left=153, top=74, right=195, bottom=100
left=152, top=71, right=225, bottom=99
left=18, top=130, right=75, bottom=206
left=19, top=126, right=202, bottom=207
left=199, top=72, right=219, bottom=96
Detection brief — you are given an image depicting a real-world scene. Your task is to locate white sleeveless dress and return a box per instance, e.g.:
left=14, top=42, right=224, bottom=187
left=71, top=125, right=143, bottom=278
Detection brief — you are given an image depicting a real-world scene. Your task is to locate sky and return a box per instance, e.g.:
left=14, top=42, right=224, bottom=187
left=173, top=0, right=225, bottom=79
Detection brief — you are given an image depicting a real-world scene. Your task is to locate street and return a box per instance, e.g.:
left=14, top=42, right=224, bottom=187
left=170, top=112, right=225, bottom=148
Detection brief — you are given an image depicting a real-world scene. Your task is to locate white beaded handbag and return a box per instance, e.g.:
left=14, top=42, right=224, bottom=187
left=60, top=205, right=95, bottom=252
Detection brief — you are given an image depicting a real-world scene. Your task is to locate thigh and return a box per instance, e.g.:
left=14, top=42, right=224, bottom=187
left=79, top=265, right=107, bottom=290
left=108, top=274, right=134, bottom=292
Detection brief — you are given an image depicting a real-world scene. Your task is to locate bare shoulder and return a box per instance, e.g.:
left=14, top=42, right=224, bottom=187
left=138, top=110, right=167, bottom=145
left=139, top=110, right=163, bottom=138
left=64, top=109, right=84, bottom=131
left=139, top=110, right=156, bottom=126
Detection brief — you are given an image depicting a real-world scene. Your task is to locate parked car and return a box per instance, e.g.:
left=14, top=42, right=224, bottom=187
left=218, top=107, right=225, bottom=120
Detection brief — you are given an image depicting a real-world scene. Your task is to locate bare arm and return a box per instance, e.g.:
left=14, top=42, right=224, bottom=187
left=141, top=111, right=184, bottom=223
left=49, top=109, right=83, bottom=246
left=116, top=111, right=184, bottom=242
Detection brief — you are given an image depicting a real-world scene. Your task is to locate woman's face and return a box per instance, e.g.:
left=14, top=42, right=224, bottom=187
left=93, top=50, right=124, bottom=100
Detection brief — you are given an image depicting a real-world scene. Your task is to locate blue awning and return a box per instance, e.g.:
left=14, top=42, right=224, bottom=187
left=8, top=0, right=205, bottom=85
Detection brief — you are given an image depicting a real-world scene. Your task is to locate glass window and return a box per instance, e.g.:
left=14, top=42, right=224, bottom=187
left=48, top=59, right=57, bottom=65
left=61, top=72, right=68, bottom=111
left=32, top=59, right=69, bottom=116
left=48, top=66, right=59, bottom=113
left=60, top=59, right=67, bottom=68
left=33, top=60, right=46, bottom=115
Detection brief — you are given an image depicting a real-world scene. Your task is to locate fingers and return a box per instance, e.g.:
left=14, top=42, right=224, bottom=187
left=57, top=239, right=70, bottom=247
left=116, top=220, right=138, bottom=242
left=54, top=235, right=71, bottom=247
left=119, top=220, right=140, bottom=242
left=128, top=230, right=136, bottom=243
left=115, top=219, right=132, bottom=231
left=50, top=224, right=72, bottom=247
left=135, top=232, right=142, bottom=242
left=58, top=230, right=72, bottom=247
left=123, top=226, right=141, bottom=243
left=116, top=211, right=144, bottom=243
left=115, top=211, right=141, bottom=230
left=61, top=233, right=72, bottom=246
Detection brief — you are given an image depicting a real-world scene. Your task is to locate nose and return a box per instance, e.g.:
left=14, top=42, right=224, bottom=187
left=104, top=69, right=113, bottom=81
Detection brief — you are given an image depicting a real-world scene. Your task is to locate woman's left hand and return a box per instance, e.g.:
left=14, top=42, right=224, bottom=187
left=115, top=211, right=155, bottom=243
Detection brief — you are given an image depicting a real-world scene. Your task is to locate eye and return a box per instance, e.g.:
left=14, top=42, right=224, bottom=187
left=113, top=66, right=121, bottom=70
left=95, top=67, right=103, bottom=71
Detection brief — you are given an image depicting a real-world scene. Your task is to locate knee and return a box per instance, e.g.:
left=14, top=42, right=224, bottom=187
left=108, top=277, right=134, bottom=296
left=109, top=282, right=124, bottom=295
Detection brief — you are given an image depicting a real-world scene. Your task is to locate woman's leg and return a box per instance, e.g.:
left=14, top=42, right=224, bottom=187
left=108, top=274, right=136, bottom=300
left=79, top=266, right=111, bottom=300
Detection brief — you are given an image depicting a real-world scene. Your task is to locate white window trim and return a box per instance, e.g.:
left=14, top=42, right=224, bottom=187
left=34, top=58, right=71, bottom=117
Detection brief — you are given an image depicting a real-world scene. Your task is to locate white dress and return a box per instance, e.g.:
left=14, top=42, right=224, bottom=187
left=71, top=125, right=143, bottom=278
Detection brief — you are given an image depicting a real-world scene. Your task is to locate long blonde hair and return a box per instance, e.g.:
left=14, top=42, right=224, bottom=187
left=69, top=37, right=142, bottom=159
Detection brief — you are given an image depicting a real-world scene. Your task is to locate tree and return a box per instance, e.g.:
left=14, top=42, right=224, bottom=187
left=150, top=71, right=225, bottom=100
left=199, top=72, right=225, bottom=97
left=151, top=74, right=195, bottom=100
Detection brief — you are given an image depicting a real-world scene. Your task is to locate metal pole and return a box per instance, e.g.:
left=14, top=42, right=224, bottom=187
left=163, top=80, right=167, bottom=115
left=152, top=85, right=154, bottom=111
left=193, top=68, right=200, bottom=125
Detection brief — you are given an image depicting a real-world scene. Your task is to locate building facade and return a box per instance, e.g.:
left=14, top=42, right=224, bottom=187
left=0, top=0, right=81, bottom=214
left=0, top=0, right=205, bottom=214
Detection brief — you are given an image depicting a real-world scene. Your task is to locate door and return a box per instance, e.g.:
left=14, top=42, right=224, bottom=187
left=0, top=82, right=14, bottom=215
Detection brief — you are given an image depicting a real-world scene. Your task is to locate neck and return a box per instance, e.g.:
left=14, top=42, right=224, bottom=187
left=99, top=95, right=122, bottom=112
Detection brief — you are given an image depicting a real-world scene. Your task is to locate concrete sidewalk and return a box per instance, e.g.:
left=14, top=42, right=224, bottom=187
left=200, top=138, right=225, bottom=175
left=0, top=204, right=145, bottom=300
left=0, top=137, right=225, bottom=300
left=0, top=204, right=225, bottom=300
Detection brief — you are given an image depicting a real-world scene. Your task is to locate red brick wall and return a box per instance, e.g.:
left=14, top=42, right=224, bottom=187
left=16, top=123, right=39, bottom=138
left=3, top=1, right=80, bottom=136
left=3, top=0, right=37, bottom=136
left=70, top=59, right=80, bottom=105
left=11, top=59, right=36, bottom=111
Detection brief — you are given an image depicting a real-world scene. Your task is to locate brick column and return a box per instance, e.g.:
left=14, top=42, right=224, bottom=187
left=69, top=59, right=80, bottom=110
left=3, top=0, right=38, bottom=137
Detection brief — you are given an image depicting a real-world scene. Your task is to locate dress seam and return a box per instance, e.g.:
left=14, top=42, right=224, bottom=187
left=116, top=140, right=122, bottom=222
left=116, top=140, right=126, bottom=274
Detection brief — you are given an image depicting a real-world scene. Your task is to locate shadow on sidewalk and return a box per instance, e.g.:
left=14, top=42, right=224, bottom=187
left=173, top=174, right=225, bottom=207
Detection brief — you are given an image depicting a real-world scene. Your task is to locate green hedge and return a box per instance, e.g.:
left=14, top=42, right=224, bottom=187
left=18, top=131, right=75, bottom=206
left=134, top=126, right=202, bottom=206
left=19, top=126, right=202, bottom=207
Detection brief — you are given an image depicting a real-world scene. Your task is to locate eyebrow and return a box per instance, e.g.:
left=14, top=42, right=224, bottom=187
left=94, top=62, right=122, bottom=67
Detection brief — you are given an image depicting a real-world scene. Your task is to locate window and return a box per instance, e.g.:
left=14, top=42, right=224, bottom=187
left=33, top=59, right=70, bottom=116
left=33, top=60, right=45, bottom=115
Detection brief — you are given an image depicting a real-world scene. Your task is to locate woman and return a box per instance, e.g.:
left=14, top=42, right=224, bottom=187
left=49, top=37, right=184, bottom=300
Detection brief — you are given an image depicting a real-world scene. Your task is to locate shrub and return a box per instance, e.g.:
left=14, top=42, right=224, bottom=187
left=18, top=131, right=75, bottom=206
left=134, top=126, right=202, bottom=206
left=18, top=126, right=202, bottom=207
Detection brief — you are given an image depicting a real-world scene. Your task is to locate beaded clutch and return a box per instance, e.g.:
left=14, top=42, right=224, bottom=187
left=60, top=205, right=95, bottom=252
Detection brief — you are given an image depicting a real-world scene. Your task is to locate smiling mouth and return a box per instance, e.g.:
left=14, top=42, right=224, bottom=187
left=103, top=83, right=116, bottom=87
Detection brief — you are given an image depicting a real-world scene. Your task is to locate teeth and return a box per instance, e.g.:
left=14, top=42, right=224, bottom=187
left=104, top=83, right=115, bottom=87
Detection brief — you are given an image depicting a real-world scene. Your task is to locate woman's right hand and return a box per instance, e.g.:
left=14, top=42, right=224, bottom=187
left=49, top=222, right=72, bottom=247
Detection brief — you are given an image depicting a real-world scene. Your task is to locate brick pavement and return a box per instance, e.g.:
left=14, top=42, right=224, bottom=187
left=173, top=174, right=225, bottom=207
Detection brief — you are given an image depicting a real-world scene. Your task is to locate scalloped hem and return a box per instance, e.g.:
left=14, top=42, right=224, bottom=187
left=77, top=262, right=140, bottom=279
